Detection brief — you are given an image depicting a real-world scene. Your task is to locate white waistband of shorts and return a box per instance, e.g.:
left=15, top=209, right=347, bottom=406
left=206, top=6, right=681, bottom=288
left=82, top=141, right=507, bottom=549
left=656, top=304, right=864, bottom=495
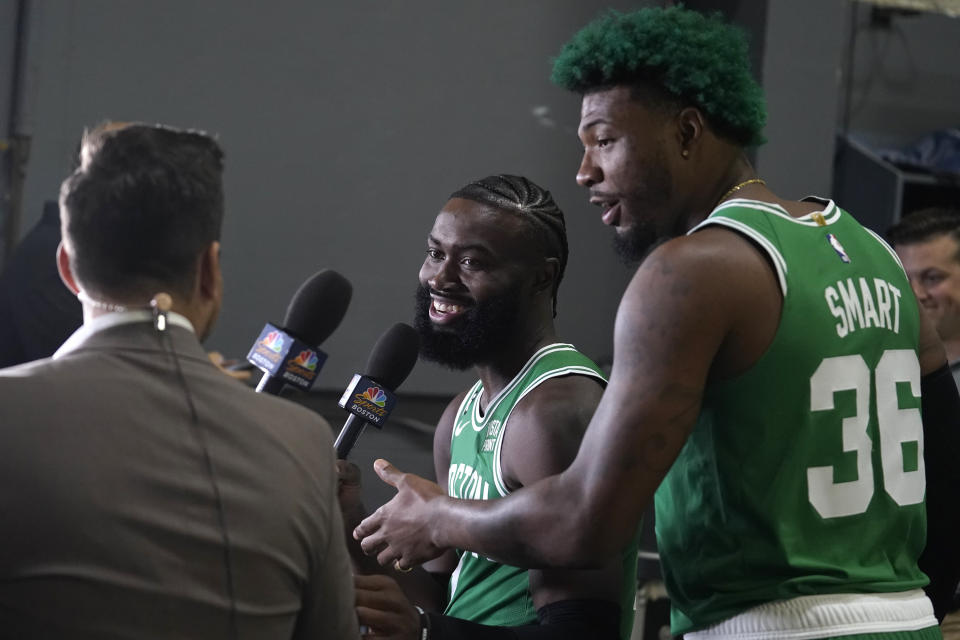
left=686, top=589, right=937, bottom=640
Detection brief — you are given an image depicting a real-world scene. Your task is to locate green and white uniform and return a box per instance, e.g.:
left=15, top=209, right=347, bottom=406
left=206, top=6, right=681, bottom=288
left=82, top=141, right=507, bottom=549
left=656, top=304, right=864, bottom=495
left=444, top=343, right=637, bottom=639
left=655, top=198, right=939, bottom=639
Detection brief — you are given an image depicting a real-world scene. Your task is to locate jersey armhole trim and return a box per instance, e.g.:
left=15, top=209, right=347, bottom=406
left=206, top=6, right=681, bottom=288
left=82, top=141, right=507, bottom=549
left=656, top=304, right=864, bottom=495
left=451, top=381, right=483, bottom=448
left=492, top=367, right=607, bottom=496
left=692, top=218, right=788, bottom=296
left=864, top=227, right=907, bottom=272
left=472, top=343, right=579, bottom=427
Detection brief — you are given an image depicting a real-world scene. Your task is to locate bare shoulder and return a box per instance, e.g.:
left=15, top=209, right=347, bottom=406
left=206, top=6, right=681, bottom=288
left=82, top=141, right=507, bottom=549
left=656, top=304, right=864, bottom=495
left=630, top=226, right=775, bottom=301
left=511, top=374, right=604, bottom=437
left=616, top=228, right=781, bottom=379
left=499, top=373, right=604, bottom=488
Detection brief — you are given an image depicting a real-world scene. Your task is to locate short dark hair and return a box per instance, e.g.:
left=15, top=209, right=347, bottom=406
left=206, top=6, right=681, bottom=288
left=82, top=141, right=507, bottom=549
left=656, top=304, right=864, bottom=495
left=888, top=207, right=960, bottom=260
left=60, top=123, right=224, bottom=300
left=551, top=6, right=767, bottom=147
left=450, top=175, right=567, bottom=317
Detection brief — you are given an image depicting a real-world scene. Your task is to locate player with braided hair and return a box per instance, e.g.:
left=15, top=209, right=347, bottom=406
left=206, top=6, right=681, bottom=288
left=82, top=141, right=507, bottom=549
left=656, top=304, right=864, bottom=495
left=357, top=6, right=960, bottom=639
left=338, top=175, right=638, bottom=639
left=450, top=175, right=569, bottom=317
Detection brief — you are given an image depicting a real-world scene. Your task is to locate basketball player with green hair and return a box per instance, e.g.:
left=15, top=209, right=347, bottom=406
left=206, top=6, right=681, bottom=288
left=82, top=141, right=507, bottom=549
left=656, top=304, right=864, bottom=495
left=357, top=7, right=960, bottom=639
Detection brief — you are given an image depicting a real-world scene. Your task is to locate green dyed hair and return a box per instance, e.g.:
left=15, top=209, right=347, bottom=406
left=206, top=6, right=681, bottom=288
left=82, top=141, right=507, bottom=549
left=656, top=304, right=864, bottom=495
left=551, top=6, right=767, bottom=147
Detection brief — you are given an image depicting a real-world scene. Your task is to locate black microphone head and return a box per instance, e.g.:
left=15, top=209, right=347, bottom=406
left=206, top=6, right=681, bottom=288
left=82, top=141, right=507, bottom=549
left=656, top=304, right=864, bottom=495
left=365, top=322, right=420, bottom=391
left=282, top=269, right=353, bottom=346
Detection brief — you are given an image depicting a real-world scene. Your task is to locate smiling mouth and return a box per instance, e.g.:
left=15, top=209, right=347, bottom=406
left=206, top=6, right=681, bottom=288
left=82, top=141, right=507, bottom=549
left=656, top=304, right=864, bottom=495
left=428, top=295, right=472, bottom=323
left=433, top=300, right=465, bottom=314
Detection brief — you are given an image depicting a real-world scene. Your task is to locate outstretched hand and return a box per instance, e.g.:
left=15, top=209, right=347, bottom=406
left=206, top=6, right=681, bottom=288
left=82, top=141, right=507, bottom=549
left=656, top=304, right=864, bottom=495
left=354, top=458, right=448, bottom=568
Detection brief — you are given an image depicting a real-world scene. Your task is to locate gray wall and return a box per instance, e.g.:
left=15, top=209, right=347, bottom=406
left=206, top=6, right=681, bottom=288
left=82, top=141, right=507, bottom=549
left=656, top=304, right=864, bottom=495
left=756, top=0, right=847, bottom=199
left=10, top=1, right=957, bottom=397
left=0, top=3, right=16, bottom=137
left=0, top=1, right=23, bottom=253
left=17, top=0, right=641, bottom=395
left=843, top=4, right=960, bottom=143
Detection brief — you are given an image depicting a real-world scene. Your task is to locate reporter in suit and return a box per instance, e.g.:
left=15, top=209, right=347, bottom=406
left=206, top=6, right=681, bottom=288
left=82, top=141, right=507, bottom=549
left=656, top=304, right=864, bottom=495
left=0, top=123, right=359, bottom=639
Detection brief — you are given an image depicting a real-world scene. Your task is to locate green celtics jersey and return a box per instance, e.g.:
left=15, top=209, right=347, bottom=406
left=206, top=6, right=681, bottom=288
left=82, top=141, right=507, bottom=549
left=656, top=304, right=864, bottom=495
left=656, top=198, right=931, bottom=636
left=444, top=343, right=636, bottom=639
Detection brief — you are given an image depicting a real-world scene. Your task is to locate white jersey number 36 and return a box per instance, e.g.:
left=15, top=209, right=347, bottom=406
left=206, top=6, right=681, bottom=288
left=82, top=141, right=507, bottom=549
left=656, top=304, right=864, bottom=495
left=807, top=350, right=925, bottom=519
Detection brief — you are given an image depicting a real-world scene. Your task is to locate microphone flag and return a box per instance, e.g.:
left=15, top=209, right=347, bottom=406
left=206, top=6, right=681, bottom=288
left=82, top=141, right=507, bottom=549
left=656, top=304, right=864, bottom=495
left=246, top=322, right=328, bottom=391
left=337, top=374, right=398, bottom=428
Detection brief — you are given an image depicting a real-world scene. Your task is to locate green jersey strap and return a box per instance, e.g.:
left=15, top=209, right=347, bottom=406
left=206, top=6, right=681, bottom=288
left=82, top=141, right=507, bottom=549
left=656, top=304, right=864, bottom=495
left=445, top=343, right=628, bottom=633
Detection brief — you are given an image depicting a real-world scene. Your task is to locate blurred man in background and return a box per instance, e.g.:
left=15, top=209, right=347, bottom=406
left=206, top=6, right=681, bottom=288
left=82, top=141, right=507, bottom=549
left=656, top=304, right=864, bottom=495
left=0, top=200, right=82, bottom=366
left=890, top=206, right=960, bottom=638
left=890, top=207, right=960, bottom=388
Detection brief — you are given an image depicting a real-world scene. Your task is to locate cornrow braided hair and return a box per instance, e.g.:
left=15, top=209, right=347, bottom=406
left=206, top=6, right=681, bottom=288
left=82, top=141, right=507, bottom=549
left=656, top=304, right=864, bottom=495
left=450, top=175, right=568, bottom=317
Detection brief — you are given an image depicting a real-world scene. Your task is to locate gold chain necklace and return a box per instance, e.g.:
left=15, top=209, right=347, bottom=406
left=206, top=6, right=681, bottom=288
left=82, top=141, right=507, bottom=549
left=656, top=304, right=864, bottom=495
left=720, top=177, right=766, bottom=202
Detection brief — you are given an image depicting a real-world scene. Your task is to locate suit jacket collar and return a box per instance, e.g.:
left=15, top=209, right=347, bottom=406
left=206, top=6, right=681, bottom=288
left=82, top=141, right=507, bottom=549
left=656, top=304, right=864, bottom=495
left=54, top=318, right=209, bottom=364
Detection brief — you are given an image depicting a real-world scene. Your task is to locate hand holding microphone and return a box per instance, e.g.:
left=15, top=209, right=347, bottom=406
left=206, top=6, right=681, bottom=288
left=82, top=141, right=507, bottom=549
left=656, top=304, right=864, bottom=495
left=335, top=322, right=419, bottom=459
left=207, top=351, right=253, bottom=381
left=246, top=269, right=352, bottom=395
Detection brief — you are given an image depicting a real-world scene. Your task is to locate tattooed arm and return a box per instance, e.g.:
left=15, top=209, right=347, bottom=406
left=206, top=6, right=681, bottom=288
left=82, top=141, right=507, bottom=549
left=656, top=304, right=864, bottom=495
left=357, top=228, right=782, bottom=568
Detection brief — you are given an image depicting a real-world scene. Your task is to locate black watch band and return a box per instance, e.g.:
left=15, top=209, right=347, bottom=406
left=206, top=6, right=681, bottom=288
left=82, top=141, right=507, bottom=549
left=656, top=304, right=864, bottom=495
left=414, top=606, right=431, bottom=640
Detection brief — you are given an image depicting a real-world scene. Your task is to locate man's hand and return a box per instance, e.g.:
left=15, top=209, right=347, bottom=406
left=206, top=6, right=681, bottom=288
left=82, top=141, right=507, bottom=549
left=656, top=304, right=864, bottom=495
left=207, top=351, right=252, bottom=381
left=355, top=574, right=422, bottom=640
left=354, top=459, right=448, bottom=568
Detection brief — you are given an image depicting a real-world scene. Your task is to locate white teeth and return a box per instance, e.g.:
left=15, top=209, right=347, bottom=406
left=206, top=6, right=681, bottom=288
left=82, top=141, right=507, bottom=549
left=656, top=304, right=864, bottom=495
left=434, top=301, right=464, bottom=314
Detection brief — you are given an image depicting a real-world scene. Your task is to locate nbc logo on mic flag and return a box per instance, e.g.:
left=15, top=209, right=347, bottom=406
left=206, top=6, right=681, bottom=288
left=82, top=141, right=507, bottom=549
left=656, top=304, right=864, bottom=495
left=291, top=350, right=319, bottom=371
left=262, top=331, right=285, bottom=353
left=363, top=387, right=387, bottom=407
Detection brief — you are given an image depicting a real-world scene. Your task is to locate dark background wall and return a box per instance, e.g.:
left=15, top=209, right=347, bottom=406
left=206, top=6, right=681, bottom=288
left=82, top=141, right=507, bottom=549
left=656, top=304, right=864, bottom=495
left=0, top=4, right=15, bottom=138
left=13, top=0, right=653, bottom=397
left=757, top=0, right=846, bottom=200
left=1, top=0, right=956, bottom=542
left=842, top=3, right=960, bottom=142
left=3, top=0, right=958, bottom=403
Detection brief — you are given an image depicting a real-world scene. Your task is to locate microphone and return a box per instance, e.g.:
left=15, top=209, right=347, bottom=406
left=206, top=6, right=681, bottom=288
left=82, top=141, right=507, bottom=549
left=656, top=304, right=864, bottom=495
left=246, top=269, right=352, bottom=395
left=335, top=322, right=420, bottom=459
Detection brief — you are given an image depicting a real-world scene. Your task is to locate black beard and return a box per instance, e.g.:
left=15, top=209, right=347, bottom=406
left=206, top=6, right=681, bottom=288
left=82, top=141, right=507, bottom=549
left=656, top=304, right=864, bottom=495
left=610, top=149, right=676, bottom=264
left=612, top=221, right=659, bottom=264
left=413, top=284, right=522, bottom=370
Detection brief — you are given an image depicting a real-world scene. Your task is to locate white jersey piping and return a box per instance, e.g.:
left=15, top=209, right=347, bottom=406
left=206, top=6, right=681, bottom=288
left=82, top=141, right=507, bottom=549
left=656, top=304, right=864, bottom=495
left=470, top=343, right=577, bottom=429
left=691, top=216, right=789, bottom=296
left=491, top=364, right=605, bottom=496
left=864, top=227, right=907, bottom=272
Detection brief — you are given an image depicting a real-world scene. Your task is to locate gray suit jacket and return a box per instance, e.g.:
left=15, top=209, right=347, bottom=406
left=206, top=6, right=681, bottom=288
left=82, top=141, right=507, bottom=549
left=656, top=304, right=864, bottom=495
left=0, top=320, right=359, bottom=639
